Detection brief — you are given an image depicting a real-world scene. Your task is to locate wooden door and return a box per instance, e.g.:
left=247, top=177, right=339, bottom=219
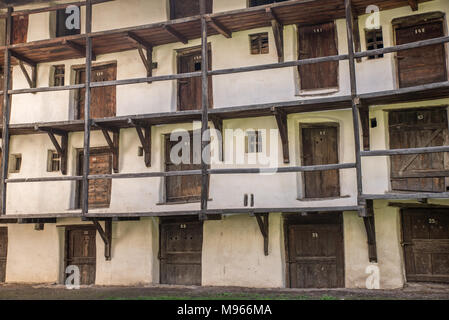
left=160, top=218, right=203, bottom=285
left=65, top=226, right=96, bottom=285
left=0, top=227, right=7, bottom=283
left=77, top=64, right=117, bottom=119
left=302, top=125, right=339, bottom=198
left=286, top=214, right=344, bottom=288
left=177, top=48, right=213, bottom=111
left=298, top=22, right=338, bottom=90
left=165, top=132, right=203, bottom=203
left=389, top=108, right=449, bottom=192
left=170, top=0, right=212, bottom=19
left=77, top=149, right=112, bottom=209
left=12, top=15, right=28, bottom=44
left=402, top=209, right=449, bottom=283
left=395, top=21, right=447, bottom=88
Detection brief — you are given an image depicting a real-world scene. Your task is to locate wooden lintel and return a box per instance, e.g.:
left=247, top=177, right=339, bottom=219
left=163, top=25, right=188, bottom=44
left=134, top=124, right=151, bottom=167
left=92, top=218, right=112, bottom=261
left=359, top=104, right=370, bottom=151
left=37, top=127, right=68, bottom=175
left=209, top=115, right=223, bottom=162
left=272, top=108, right=289, bottom=164
left=363, top=200, right=378, bottom=263
left=255, top=213, right=269, bottom=256
left=206, top=17, right=232, bottom=38
left=10, top=50, right=36, bottom=67
left=18, top=61, right=36, bottom=89
left=408, top=0, right=418, bottom=11
left=62, top=39, right=97, bottom=61
left=100, top=128, right=119, bottom=173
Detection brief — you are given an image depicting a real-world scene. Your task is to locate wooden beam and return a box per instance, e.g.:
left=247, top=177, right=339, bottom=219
left=133, top=123, right=151, bottom=168
left=92, top=218, right=112, bottom=261
left=408, top=0, right=418, bottom=11
left=205, top=17, right=232, bottom=38
left=62, top=39, right=96, bottom=61
left=35, top=127, right=69, bottom=175
left=363, top=200, right=377, bottom=263
left=361, top=146, right=449, bottom=157
left=99, top=127, right=119, bottom=173
left=265, top=7, right=282, bottom=26
left=266, top=8, right=283, bottom=62
left=359, top=104, right=370, bottom=151
left=163, top=25, right=188, bottom=44
left=10, top=50, right=36, bottom=67
left=209, top=115, right=223, bottom=162
left=388, top=202, right=449, bottom=209
left=353, top=16, right=362, bottom=63
left=272, top=108, right=289, bottom=164
left=18, top=61, right=36, bottom=89
left=255, top=213, right=269, bottom=256
left=126, top=31, right=153, bottom=50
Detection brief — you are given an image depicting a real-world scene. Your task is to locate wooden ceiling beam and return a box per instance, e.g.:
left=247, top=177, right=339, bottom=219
left=265, top=7, right=282, bottom=26
left=62, top=39, right=97, bottom=61
left=163, top=25, right=188, bottom=44
left=10, top=50, right=36, bottom=67
left=255, top=213, right=269, bottom=256
left=126, top=32, right=153, bottom=50
left=206, top=17, right=232, bottom=39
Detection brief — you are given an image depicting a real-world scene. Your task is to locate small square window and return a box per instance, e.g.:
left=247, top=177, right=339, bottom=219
left=246, top=131, right=263, bottom=153
left=47, top=150, right=61, bottom=172
left=250, top=33, right=269, bottom=55
left=9, top=154, right=22, bottom=173
left=51, top=65, right=65, bottom=87
left=365, top=28, right=384, bottom=60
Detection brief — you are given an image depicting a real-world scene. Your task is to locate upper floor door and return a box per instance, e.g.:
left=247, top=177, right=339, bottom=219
left=170, top=0, right=212, bottom=20
left=76, top=63, right=117, bottom=119
left=12, top=14, right=28, bottom=44
left=395, top=19, right=447, bottom=88
left=298, top=22, right=338, bottom=91
left=177, top=47, right=213, bottom=111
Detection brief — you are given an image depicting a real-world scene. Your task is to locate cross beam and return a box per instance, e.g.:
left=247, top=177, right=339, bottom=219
left=92, top=218, right=112, bottom=261
left=36, top=127, right=68, bottom=175
left=255, top=213, right=269, bottom=256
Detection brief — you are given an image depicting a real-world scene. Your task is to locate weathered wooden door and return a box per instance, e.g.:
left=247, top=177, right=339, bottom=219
left=389, top=108, right=449, bottom=192
left=302, top=125, right=339, bottom=198
left=402, top=209, right=449, bottom=283
left=77, top=64, right=117, bottom=119
left=77, top=149, right=112, bottom=209
left=395, top=21, right=447, bottom=88
left=286, top=214, right=344, bottom=288
left=160, top=218, right=203, bottom=285
left=165, top=132, right=203, bottom=203
left=170, top=0, right=212, bottom=19
left=12, top=14, right=28, bottom=44
left=0, top=227, right=7, bottom=283
left=298, top=22, right=338, bottom=90
left=177, top=48, right=212, bottom=111
left=65, top=226, right=96, bottom=285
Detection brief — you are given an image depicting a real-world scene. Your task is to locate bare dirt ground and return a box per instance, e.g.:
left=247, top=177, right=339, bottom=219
left=0, top=282, right=448, bottom=300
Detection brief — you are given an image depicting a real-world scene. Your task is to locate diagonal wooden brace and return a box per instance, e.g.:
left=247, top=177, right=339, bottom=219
left=266, top=8, right=283, bottom=62
left=37, top=127, right=68, bottom=175
left=272, top=107, right=290, bottom=164
left=18, top=61, right=36, bottom=89
left=209, top=115, right=223, bottom=162
left=255, top=213, right=269, bottom=256
left=134, top=123, right=151, bottom=167
left=127, top=32, right=154, bottom=83
left=92, top=218, right=112, bottom=261
left=363, top=200, right=378, bottom=263
left=99, top=127, right=120, bottom=173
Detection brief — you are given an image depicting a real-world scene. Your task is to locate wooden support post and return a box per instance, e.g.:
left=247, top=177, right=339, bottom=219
left=100, top=128, right=119, bottom=173
left=92, top=218, right=112, bottom=261
left=272, top=108, right=289, bottom=164
left=408, top=0, right=418, bottom=11
left=209, top=115, right=223, bottom=162
left=39, top=128, right=68, bottom=175
left=163, top=25, right=188, bottom=44
left=200, top=0, right=210, bottom=221
left=344, top=0, right=364, bottom=210
left=0, top=8, right=12, bottom=215
left=359, top=103, right=370, bottom=151
left=82, top=0, right=93, bottom=215
left=133, top=123, right=151, bottom=168
left=363, top=200, right=378, bottom=263
left=255, top=213, right=269, bottom=256
left=205, top=17, right=232, bottom=38
left=266, top=8, right=283, bottom=62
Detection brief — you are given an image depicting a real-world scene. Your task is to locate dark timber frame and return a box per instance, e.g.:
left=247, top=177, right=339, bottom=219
left=0, top=0, right=446, bottom=261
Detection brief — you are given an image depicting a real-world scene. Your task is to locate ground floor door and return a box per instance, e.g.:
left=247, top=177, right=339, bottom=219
left=402, top=209, right=449, bottom=283
left=286, top=213, right=344, bottom=288
left=65, top=226, right=97, bottom=285
left=0, top=227, right=7, bottom=283
left=160, top=217, right=203, bottom=286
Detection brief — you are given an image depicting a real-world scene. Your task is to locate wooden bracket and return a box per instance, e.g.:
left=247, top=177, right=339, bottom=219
left=353, top=16, right=362, bottom=63
left=130, top=120, right=151, bottom=167
left=127, top=32, right=154, bottom=82
left=163, top=25, right=188, bottom=44
left=272, top=108, right=289, bottom=164
left=98, top=126, right=120, bottom=173
left=92, top=218, right=112, bottom=261
left=37, top=127, right=68, bottom=175
left=408, top=0, right=418, bottom=11
left=359, top=103, right=370, bottom=151
left=62, top=39, right=97, bottom=61
left=363, top=200, right=378, bottom=263
left=266, top=8, right=283, bottom=62
left=209, top=115, right=223, bottom=162
left=206, top=17, right=232, bottom=38
left=255, top=213, right=269, bottom=256
left=10, top=50, right=36, bottom=68
left=11, top=50, right=37, bottom=89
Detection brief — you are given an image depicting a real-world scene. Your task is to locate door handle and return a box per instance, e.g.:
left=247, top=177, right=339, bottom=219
left=396, top=56, right=405, bottom=60
left=401, top=242, right=412, bottom=247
